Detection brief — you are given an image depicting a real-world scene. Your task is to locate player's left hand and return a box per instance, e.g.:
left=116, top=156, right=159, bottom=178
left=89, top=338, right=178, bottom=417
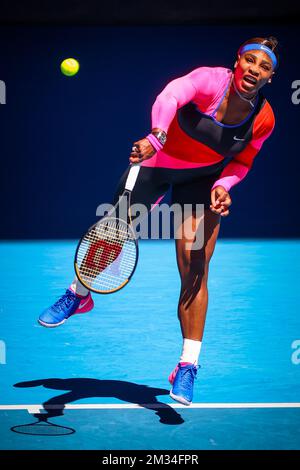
left=129, top=138, right=156, bottom=163
left=210, top=186, right=232, bottom=217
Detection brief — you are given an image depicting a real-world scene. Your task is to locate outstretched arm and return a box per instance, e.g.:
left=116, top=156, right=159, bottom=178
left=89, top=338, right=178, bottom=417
left=130, top=67, right=224, bottom=163
left=151, top=75, right=197, bottom=133
left=130, top=73, right=198, bottom=163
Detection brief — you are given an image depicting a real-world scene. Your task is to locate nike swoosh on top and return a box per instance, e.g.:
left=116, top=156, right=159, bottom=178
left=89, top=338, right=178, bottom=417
left=233, top=136, right=246, bottom=141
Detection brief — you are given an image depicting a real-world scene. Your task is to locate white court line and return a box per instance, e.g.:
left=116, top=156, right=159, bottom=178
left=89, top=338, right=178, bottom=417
left=0, top=403, right=300, bottom=414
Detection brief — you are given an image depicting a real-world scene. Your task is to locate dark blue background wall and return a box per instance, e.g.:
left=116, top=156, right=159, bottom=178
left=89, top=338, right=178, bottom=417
left=0, top=24, right=299, bottom=238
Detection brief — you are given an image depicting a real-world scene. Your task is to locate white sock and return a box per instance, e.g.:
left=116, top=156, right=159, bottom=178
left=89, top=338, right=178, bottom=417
left=70, top=277, right=90, bottom=297
left=180, top=338, right=202, bottom=365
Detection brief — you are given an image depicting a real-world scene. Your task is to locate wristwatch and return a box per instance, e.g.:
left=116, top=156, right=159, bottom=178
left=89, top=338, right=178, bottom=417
left=152, top=130, right=167, bottom=146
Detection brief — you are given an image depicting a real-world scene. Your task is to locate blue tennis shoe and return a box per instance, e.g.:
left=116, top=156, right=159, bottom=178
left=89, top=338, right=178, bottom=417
left=169, top=362, right=199, bottom=406
left=38, top=288, right=94, bottom=328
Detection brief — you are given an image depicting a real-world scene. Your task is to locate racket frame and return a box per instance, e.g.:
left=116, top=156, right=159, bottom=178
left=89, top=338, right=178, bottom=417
left=74, top=215, right=139, bottom=294
left=74, top=165, right=141, bottom=294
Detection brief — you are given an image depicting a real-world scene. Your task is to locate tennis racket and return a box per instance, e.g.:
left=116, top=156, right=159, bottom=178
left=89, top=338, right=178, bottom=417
left=74, top=163, right=141, bottom=294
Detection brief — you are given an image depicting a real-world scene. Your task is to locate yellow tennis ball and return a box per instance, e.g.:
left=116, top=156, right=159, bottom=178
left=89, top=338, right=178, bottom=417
left=60, top=58, right=80, bottom=76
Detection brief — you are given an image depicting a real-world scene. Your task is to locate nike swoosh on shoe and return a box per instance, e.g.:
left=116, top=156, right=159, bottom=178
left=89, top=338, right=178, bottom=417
left=77, top=298, right=91, bottom=310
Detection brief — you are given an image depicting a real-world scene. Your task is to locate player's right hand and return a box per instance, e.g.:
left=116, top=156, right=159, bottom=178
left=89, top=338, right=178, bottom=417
left=129, top=138, right=156, bottom=163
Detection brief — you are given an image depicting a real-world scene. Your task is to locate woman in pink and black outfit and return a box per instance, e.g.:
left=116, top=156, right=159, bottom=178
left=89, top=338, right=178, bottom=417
left=39, top=36, right=278, bottom=406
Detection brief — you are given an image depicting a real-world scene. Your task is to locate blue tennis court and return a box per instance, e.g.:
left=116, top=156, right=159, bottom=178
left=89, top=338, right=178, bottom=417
left=0, top=239, right=299, bottom=450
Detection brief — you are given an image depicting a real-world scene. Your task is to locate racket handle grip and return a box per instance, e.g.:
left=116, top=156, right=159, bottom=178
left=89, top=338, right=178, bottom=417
left=125, top=163, right=141, bottom=192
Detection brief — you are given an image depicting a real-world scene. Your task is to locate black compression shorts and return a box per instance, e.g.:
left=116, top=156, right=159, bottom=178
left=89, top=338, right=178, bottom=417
left=112, top=161, right=225, bottom=214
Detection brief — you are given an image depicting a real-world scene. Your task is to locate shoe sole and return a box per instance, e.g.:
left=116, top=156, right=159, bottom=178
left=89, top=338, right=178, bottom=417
left=38, top=318, right=67, bottom=328
left=169, top=391, right=191, bottom=406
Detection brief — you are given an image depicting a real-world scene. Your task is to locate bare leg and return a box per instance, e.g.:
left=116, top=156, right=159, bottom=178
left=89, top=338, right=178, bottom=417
left=175, top=209, right=221, bottom=341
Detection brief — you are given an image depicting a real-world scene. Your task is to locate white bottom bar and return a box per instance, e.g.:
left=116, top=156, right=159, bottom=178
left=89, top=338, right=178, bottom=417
left=0, top=402, right=300, bottom=413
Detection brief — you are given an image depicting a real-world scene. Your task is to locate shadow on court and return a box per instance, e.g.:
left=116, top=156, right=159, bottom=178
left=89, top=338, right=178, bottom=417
left=13, top=378, right=184, bottom=428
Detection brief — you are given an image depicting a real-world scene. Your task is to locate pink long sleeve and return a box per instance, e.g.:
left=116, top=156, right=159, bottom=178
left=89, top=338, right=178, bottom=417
left=151, top=76, right=197, bottom=133
left=211, top=160, right=250, bottom=192
left=151, top=67, right=231, bottom=132
left=212, top=101, right=275, bottom=192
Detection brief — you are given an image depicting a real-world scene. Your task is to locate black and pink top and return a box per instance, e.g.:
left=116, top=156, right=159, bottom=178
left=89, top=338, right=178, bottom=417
left=144, top=66, right=275, bottom=192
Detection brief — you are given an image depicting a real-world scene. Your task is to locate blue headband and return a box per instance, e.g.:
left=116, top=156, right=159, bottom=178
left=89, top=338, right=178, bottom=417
left=238, top=43, right=277, bottom=69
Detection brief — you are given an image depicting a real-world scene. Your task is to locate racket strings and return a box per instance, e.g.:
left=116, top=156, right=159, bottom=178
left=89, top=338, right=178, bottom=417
left=78, top=224, right=135, bottom=270
left=78, top=242, right=136, bottom=277
left=78, top=255, right=136, bottom=278
left=78, top=251, right=136, bottom=282
left=76, top=217, right=138, bottom=292
left=78, top=246, right=136, bottom=289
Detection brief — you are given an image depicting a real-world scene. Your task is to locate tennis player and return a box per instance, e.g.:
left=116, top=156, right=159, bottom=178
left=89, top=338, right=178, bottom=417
left=39, top=36, right=278, bottom=406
